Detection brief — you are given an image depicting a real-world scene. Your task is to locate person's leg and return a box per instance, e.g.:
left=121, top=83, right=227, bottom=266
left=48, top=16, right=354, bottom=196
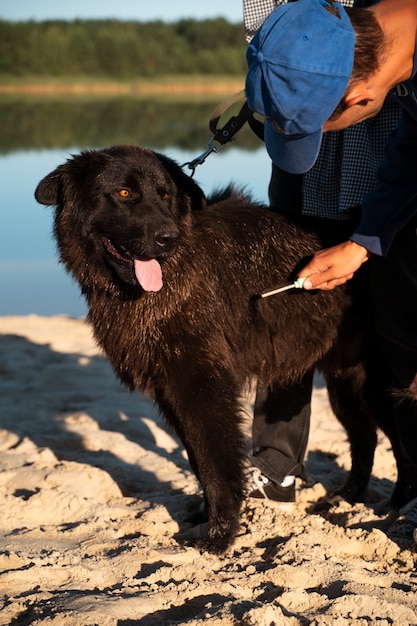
left=251, top=165, right=360, bottom=501
left=249, top=164, right=359, bottom=502
left=370, top=213, right=417, bottom=539
left=250, top=372, right=313, bottom=500
left=248, top=164, right=310, bottom=501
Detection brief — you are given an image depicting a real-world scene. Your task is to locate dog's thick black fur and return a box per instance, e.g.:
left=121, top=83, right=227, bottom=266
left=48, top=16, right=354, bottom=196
left=35, top=145, right=400, bottom=554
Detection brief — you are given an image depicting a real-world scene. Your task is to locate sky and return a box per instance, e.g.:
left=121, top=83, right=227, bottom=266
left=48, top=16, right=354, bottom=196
left=0, top=0, right=243, bottom=23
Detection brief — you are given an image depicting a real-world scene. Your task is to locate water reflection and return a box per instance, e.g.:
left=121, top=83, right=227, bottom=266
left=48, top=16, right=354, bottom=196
left=0, top=95, right=261, bottom=154
left=0, top=96, right=271, bottom=316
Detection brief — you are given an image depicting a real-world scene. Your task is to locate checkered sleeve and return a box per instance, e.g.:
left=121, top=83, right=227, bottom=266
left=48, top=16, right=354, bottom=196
left=243, top=0, right=355, bottom=42
left=243, top=0, right=281, bottom=42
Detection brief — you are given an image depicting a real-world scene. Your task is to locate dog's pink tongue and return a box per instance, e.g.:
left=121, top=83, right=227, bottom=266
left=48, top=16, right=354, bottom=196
left=134, top=258, right=163, bottom=292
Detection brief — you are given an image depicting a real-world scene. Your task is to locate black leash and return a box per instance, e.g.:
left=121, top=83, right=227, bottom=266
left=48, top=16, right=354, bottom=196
left=182, top=89, right=264, bottom=177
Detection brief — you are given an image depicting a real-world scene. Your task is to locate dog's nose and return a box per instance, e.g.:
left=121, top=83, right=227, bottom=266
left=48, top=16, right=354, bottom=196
left=154, top=228, right=180, bottom=250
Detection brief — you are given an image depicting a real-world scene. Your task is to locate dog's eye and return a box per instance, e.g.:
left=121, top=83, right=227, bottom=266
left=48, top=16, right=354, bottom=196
left=118, top=189, right=130, bottom=198
left=161, top=193, right=169, bottom=201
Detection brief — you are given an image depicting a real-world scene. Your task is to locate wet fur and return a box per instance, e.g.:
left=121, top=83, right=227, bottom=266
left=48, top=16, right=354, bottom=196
left=35, top=145, right=400, bottom=553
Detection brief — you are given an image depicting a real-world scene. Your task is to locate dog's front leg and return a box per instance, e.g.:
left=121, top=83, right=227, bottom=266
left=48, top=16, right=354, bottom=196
left=155, top=372, right=247, bottom=554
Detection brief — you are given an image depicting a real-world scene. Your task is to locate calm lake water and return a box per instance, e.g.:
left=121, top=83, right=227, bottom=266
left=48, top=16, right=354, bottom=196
left=0, top=97, right=271, bottom=316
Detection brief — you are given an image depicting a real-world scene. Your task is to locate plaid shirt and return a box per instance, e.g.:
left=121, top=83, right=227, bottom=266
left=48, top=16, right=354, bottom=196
left=244, top=0, right=355, bottom=43
left=243, top=0, right=401, bottom=220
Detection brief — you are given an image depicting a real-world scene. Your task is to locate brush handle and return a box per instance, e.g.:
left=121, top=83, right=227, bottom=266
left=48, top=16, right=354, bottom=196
left=260, top=276, right=307, bottom=299
left=293, top=277, right=307, bottom=289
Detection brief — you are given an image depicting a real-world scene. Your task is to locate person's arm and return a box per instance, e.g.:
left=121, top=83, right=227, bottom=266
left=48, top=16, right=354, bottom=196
left=351, top=109, right=417, bottom=255
left=301, top=109, right=417, bottom=290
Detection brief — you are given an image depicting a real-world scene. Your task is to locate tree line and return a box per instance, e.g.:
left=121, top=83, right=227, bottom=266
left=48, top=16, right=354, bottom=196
left=0, top=18, right=247, bottom=78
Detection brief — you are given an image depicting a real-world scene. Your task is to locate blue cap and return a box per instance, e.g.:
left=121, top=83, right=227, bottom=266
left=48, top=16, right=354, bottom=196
left=245, top=0, right=354, bottom=174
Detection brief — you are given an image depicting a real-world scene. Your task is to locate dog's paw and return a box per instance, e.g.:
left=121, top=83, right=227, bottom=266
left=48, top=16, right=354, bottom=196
left=195, top=517, right=238, bottom=554
left=177, top=519, right=235, bottom=554
left=336, top=479, right=366, bottom=504
left=194, top=534, right=232, bottom=555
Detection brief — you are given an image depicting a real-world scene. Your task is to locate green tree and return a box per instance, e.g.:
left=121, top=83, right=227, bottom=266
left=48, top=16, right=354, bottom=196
left=0, top=18, right=246, bottom=79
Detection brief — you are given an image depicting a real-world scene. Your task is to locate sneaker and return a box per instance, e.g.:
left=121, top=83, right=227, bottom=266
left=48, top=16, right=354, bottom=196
left=247, top=466, right=296, bottom=502
left=387, top=496, right=417, bottom=543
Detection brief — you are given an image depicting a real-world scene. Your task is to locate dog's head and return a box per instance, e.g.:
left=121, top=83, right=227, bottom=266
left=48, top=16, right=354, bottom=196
left=35, top=145, right=205, bottom=293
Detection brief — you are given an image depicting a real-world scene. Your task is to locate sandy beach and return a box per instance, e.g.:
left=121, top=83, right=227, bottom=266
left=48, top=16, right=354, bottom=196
left=1, top=314, right=416, bottom=625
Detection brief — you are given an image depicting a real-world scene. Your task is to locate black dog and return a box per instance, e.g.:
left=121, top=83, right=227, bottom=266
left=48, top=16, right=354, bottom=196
left=35, top=145, right=400, bottom=553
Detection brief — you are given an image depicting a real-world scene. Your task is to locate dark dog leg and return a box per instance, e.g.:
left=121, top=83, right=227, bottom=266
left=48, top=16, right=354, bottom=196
left=154, top=370, right=247, bottom=554
left=326, top=350, right=405, bottom=508
left=325, top=365, right=378, bottom=502
left=360, top=351, right=404, bottom=509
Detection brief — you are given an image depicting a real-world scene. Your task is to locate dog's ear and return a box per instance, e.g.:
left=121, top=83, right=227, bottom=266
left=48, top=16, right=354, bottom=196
left=155, top=152, right=206, bottom=210
left=35, top=164, right=68, bottom=206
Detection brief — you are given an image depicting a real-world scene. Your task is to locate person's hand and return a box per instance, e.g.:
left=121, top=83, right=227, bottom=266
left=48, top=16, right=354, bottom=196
left=299, top=241, right=370, bottom=291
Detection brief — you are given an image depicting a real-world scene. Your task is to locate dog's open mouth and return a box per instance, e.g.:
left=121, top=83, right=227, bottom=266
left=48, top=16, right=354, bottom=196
left=103, top=238, right=163, bottom=292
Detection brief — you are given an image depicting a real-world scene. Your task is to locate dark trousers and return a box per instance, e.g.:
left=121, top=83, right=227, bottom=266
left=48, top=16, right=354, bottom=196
left=370, top=212, right=417, bottom=505
left=252, top=164, right=361, bottom=483
left=252, top=375, right=313, bottom=483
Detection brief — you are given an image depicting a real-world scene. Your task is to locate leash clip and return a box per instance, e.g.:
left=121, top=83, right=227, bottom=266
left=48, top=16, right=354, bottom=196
left=181, top=89, right=264, bottom=177
left=182, top=138, right=225, bottom=177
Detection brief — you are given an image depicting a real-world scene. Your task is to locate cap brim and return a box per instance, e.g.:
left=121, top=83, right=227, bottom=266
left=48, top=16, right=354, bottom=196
left=264, top=118, right=323, bottom=174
